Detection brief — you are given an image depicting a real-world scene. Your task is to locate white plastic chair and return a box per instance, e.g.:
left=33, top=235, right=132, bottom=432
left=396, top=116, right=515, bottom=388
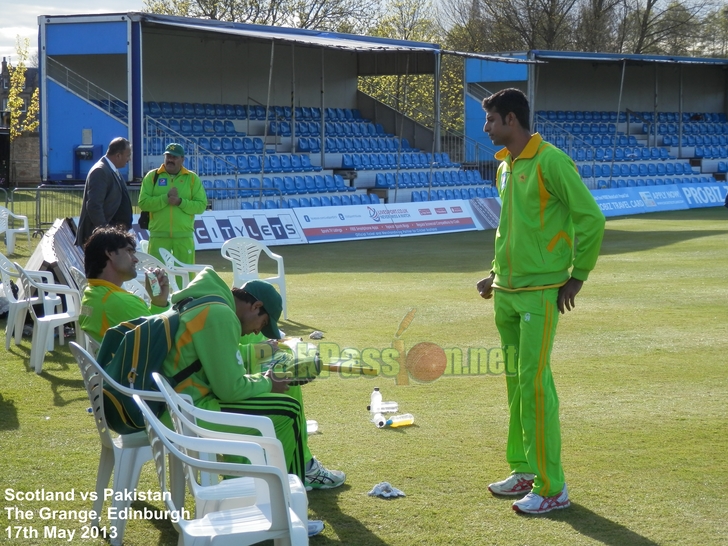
left=68, top=342, right=186, bottom=546
left=134, top=393, right=308, bottom=546
left=0, top=253, right=60, bottom=350
left=221, top=237, right=287, bottom=318
left=152, top=373, right=308, bottom=524
left=68, top=265, right=88, bottom=292
left=134, top=251, right=182, bottom=292
left=158, top=248, right=210, bottom=289
left=0, top=206, right=30, bottom=254
left=15, top=263, right=81, bottom=374
left=121, top=278, right=151, bottom=305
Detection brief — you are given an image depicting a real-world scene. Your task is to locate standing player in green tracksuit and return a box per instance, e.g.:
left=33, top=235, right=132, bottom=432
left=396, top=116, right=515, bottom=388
left=138, top=143, right=207, bottom=264
left=476, top=89, right=605, bottom=515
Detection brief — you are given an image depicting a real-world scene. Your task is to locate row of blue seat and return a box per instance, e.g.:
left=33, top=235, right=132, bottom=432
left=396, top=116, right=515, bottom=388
left=146, top=102, right=322, bottom=121
left=375, top=170, right=487, bottom=189
left=188, top=154, right=322, bottom=176
left=592, top=176, right=717, bottom=189
left=546, top=134, right=640, bottom=148
left=536, top=111, right=626, bottom=122
left=145, top=101, right=374, bottom=124
left=663, top=135, right=728, bottom=147
left=150, top=118, right=243, bottom=138
left=411, top=187, right=497, bottom=202
left=567, top=146, right=673, bottom=162
left=203, top=174, right=355, bottom=197
left=579, top=161, right=694, bottom=179
left=536, top=122, right=619, bottom=136
left=646, top=122, right=728, bottom=135
left=300, top=136, right=413, bottom=154
left=694, top=146, right=728, bottom=160
left=218, top=193, right=380, bottom=209
left=536, top=110, right=727, bottom=123
left=270, top=121, right=388, bottom=138
left=341, top=152, right=459, bottom=170
left=147, top=136, right=264, bottom=155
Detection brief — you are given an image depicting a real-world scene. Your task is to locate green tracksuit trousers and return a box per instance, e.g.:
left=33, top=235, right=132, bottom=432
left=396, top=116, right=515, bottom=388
left=494, top=288, right=565, bottom=497
left=148, top=236, right=196, bottom=264
left=216, top=394, right=307, bottom=481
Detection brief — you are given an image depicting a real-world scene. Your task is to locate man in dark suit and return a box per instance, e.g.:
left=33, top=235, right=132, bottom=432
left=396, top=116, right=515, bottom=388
left=75, top=137, right=133, bottom=246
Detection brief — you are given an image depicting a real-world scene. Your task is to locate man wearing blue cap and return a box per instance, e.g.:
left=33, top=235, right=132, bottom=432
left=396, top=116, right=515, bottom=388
left=138, top=143, right=207, bottom=263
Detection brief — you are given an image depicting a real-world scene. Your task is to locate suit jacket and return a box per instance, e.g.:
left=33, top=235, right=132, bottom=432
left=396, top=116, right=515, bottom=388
left=75, top=157, right=133, bottom=246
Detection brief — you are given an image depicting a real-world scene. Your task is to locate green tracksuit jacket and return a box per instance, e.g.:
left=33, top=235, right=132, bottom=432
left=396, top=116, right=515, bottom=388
left=492, top=133, right=605, bottom=290
left=79, top=279, right=170, bottom=342
left=161, top=267, right=273, bottom=408
left=138, top=165, right=207, bottom=240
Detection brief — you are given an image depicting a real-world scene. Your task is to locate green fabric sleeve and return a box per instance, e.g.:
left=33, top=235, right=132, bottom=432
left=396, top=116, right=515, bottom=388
left=138, top=170, right=168, bottom=212
left=194, top=305, right=272, bottom=403
left=179, top=173, right=208, bottom=215
left=542, top=155, right=605, bottom=281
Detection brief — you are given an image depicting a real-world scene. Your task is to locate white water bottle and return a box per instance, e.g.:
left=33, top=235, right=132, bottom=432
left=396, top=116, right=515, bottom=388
left=370, top=387, right=382, bottom=413
left=371, top=413, right=387, bottom=428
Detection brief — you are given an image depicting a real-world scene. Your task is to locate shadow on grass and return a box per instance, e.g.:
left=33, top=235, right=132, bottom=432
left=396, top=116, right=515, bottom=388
left=542, top=502, right=659, bottom=545
left=308, top=485, right=390, bottom=545
left=601, top=228, right=728, bottom=255
left=280, top=319, right=326, bottom=339
left=0, top=393, right=19, bottom=430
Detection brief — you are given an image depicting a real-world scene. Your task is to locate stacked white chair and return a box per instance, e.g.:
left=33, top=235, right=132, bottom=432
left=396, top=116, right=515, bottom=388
left=0, top=206, right=30, bottom=254
left=68, top=342, right=185, bottom=546
left=152, top=373, right=308, bottom=523
left=134, top=392, right=309, bottom=545
left=0, top=253, right=60, bottom=350
left=221, top=237, right=288, bottom=318
left=15, top=263, right=81, bottom=374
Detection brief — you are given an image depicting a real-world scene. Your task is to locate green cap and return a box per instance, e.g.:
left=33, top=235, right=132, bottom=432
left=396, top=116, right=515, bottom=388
left=243, top=280, right=282, bottom=339
left=164, top=143, right=185, bottom=157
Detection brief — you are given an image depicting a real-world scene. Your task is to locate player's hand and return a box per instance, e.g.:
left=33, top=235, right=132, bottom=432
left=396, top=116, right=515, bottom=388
left=557, top=277, right=584, bottom=314
left=477, top=274, right=495, bottom=299
left=265, top=369, right=291, bottom=393
left=145, top=267, right=170, bottom=306
left=167, top=187, right=181, bottom=206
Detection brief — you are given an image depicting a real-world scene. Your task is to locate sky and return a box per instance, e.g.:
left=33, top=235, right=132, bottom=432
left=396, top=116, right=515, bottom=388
left=0, top=0, right=145, bottom=63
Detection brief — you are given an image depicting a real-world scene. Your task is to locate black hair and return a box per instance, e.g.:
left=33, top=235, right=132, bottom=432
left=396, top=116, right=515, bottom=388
left=231, top=288, right=267, bottom=316
left=482, top=88, right=530, bottom=130
left=83, top=226, right=137, bottom=278
left=107, top=137, right=130, bottom=157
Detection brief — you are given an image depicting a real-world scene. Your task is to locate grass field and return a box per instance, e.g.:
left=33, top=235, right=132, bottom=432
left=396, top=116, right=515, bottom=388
left=0, top=208, right=726, bottom=545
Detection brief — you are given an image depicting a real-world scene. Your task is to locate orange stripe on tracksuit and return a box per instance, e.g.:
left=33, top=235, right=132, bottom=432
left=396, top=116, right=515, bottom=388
left=494, top=288, right=565, bottom=497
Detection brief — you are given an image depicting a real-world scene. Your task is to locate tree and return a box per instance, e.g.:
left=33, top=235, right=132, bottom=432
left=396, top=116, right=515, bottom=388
left=621, top=0, right=709, bottom=54
left=7, top=37, right=39, bottom=141
left=143, top=0, right=378, bottom=30
left=699, top=5, right=728, bottom=57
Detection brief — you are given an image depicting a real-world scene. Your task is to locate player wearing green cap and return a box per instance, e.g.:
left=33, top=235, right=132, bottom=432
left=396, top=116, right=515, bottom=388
left=138, top=142, right=207, bottom=264
left=160, top=268, right=345, bottom=492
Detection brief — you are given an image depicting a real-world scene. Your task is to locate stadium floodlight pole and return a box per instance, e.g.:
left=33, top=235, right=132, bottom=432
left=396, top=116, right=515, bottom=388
left=261, top=41, right=275, bottom=205
left=291, top=43, right=296, bottom=158
left=320, top=47, right=325, bottom=169
left=678, top=64, right=683, bottom=159
left=611, top=59, right=627, bottom=186
left=434, top=51, right=441, bottom=154
left=394, top=54, right=411, bottom=205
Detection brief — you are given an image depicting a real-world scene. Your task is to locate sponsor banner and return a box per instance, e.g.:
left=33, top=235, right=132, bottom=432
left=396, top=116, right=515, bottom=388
left=590, top=185, right=689, bottom=217
left=294, top=201, right=479, bottom=243
left=677, top=183, right=728, bottom=208
left=131, top=209, right=307, bottom=248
